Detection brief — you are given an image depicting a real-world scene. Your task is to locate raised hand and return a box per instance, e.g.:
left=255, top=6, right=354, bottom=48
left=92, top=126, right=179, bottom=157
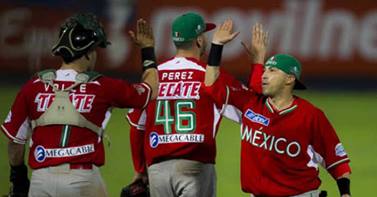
left=129, top=19, right=154, bottom=48
left=212, top=19, right=240, bottom=45
left=241, top=23, right=268, bottom=64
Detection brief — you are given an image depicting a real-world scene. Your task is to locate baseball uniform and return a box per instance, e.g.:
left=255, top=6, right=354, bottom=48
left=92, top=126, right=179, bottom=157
left=2, top=69, right=151, bottom=196
left=205, top=63, right=351, bottom=196
left=126, top=57, right=247, bottom=197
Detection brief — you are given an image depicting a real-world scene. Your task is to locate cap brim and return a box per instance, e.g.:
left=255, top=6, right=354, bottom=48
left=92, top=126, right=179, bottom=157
left=294, top=79, right=307, bottom=90
left=204, top=23, right=216, bottom=32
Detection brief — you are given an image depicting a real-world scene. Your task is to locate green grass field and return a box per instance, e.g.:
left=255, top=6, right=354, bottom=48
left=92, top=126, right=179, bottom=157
left=0, top=85, right=376, bottom=196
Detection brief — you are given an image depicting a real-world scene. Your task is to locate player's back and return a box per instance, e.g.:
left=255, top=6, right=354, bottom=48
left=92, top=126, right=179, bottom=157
left=144, top=57, right=221, bottom=166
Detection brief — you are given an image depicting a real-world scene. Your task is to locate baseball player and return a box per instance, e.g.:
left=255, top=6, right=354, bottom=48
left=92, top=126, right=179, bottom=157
left=204, top=20, right=351, bottom=197
left=1, top=13, right=158, bottom=197
left=125, top=12, right=252, bottom=197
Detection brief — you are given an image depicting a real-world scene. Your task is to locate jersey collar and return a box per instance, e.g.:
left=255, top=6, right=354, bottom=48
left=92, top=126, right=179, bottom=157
left=174, top=56, right=206, bottom=68
left=56, top=69, right=78, bottom=81
left=265, top=97, right=298, bottom=115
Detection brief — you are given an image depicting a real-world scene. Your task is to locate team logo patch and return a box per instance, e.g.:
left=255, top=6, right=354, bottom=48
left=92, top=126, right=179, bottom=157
left=244, top=109, right=270, bottom=126
left=335, top=143, right=347, bottom=157
left=34, top=145, right=46, bottom=163
left=143, top=60, right=155, bottom=68
left=150, top=132, right=159, bottom=148
left=133, top=84, right=146, bottom=95
left=266, top=56, right=277, bottom=65
left=34, top=144, right=95, bottom=163
left=149, top=132, right=205, bottom=149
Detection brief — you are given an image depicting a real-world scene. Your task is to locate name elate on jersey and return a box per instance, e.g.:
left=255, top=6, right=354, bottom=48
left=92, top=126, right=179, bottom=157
left=34, top=144, right=95, bottom=163
left=35, top=93, right=95, bottom=112
left=158, top=81, right=201, bottom=100
left=149, top=132, right=204, bottom=148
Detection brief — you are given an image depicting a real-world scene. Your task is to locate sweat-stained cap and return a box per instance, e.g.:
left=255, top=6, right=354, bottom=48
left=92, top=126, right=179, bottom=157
left=172, top=12, right=216, bottom=43
left=265, top=54, right=307, bottom=89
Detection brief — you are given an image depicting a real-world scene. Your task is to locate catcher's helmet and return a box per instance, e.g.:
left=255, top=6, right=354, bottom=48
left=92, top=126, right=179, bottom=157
left=52, top=13, right=110, bottom=63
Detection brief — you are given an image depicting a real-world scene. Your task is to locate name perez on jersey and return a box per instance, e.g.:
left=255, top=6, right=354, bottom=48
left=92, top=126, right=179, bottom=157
left=241, top=124, right=301, bottom=158
left=35, top=93, right=95, bottom=112
left=161, top=71, right=194, bottom=81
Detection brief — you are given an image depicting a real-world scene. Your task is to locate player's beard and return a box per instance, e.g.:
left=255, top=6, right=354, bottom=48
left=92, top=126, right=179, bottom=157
left=263, top=80, right=287, bottom=98
left=262, top=85, right=271, bottom=96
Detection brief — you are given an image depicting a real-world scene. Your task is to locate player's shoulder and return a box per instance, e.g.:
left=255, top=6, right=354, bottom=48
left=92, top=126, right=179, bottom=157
left=295, top=96, right=324, bottom=115
left=157, top=56, right=206, bottom=72
left=23, top=73, right=45, bottom=87
left=96, top=75, right=131, bottom=88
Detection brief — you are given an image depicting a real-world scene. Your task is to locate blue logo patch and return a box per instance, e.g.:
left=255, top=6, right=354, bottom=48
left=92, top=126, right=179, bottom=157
left=244, top=109, right=270, bottom=126
left=34, top=145, right=46, bottom=163
left=150, top=132, right=159, bottom=148
left=335, top=143, right=347, bottom=157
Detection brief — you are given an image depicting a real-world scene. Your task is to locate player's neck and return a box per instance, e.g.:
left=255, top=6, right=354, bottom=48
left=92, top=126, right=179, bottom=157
left=268, top=93, right=294, bottom=111
left=175, top=49, right=200, bottom=60
left=60, top=60, right=89, bottom=73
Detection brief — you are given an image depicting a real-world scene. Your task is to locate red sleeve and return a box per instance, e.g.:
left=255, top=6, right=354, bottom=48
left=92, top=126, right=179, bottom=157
left=218, top=68, right=243, bottom=89
left=103, top=77, right=151, bottom=109
left=248, top=63, right=263, bottom=94
left=126, top=109, right=147, bottom=173
left=204, top=75, right=254, bottom=111
left=126, top=109, right=146, bottom=130
left=328, top=162, right=351, bottom=179
left=1, top=82, right=32, bottom=144
left=130, top=126, right=146, bottom=173
left=312, top=110, right=350, bottom=173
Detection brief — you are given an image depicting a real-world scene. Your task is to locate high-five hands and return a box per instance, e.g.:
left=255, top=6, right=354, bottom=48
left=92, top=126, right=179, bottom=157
left=129, top=19, right=155, bottom=48
left=212, top=19, right=240, bottom=45
left=241, top=23, right=268, bottom=64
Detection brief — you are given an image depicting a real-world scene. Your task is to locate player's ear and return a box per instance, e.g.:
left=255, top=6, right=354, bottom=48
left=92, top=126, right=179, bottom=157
left=196, top=35, right=203, bottom=48
left=286, top=74, right=296, bottom=86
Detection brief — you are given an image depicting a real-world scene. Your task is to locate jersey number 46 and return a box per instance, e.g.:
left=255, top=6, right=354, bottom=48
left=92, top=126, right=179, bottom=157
left=155, top=100, right=196, bottom=134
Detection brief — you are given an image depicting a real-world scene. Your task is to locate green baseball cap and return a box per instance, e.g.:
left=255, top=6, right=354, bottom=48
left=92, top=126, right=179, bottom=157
left=172, top=12, right=216, bottom=43
left=265, top=54, right=306, bottom=89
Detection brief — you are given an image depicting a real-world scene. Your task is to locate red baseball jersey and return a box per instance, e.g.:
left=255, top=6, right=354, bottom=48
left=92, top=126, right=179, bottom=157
left=1, top=69, right=151, bottom=169
left=127, top=57, right=244, bottom=167
left=206, top=68, right=351, bottom=196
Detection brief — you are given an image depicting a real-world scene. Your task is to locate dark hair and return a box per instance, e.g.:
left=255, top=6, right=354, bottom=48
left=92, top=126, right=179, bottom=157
left=173, top=40, right=194, bottom=50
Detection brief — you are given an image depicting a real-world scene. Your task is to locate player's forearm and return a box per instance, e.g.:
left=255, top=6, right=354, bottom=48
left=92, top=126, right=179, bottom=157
left=338, top=172, right=350, bottom=179
left=337, top=173, right=351, bottom=197
left=142, top=68, right=158, bottom=99
left=140, top=47, right=158, bottom=99
left=8, top=141, right=26, bottom=166
left=130, top=127, right=147, bottom=173
left=8, top=140, right=30, bottom=195
left=247, top=63, right=263, bottom=94
left=204, top=66, right=220, bottom=86
left=204, top=43, right=223, bottom=86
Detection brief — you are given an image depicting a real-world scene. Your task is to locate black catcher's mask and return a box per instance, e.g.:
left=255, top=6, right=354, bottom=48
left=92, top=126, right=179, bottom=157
left=51, top=13, right=110, bottom=63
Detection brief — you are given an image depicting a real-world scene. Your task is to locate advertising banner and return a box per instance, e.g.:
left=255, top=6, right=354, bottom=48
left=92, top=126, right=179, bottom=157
left=1, top=0, right=376, bottom=81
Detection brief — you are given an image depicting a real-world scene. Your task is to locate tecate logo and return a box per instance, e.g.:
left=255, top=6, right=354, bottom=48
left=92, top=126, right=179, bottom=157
left=150, top=132, right=159, bottom=148
left=34, top=145, right=46, bottom=163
